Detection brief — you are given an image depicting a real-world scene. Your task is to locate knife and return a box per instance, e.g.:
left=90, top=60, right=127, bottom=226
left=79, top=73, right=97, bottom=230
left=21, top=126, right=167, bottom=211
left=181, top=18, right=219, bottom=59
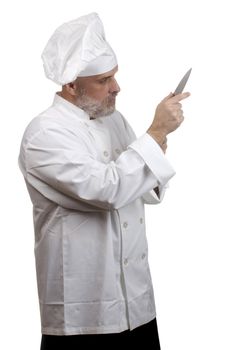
left=173, top=68, right=192, bottom=95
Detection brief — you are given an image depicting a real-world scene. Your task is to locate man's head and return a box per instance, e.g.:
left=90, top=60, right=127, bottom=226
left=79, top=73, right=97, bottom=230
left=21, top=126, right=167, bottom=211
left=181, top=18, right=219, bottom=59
left=42, top=13, right=119, bottom=118
left=59, top=65, right=120, bottom=118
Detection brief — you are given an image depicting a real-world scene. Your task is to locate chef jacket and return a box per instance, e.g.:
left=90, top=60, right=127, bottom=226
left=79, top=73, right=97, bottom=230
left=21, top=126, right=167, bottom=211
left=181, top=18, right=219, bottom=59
left=18, top=93, right=175, bottom=335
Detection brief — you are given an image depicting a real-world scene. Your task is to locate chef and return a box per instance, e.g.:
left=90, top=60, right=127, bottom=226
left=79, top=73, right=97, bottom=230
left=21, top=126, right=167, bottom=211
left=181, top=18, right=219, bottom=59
left=18, top=12, right=190, bottom=350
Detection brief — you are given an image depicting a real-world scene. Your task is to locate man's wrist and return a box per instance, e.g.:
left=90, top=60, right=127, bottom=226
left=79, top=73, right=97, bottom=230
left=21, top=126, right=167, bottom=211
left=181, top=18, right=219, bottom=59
left=147, top=129, right=167, bottom=148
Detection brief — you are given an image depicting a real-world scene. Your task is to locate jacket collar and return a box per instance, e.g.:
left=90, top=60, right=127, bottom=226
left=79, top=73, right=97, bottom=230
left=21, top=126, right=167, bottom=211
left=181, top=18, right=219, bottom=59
left=53, top=93, right=90, bottom=121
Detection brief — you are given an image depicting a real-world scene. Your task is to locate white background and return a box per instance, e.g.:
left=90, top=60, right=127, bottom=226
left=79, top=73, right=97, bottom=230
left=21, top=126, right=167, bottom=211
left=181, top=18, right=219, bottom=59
left=0, top=0, right=232, bottom=349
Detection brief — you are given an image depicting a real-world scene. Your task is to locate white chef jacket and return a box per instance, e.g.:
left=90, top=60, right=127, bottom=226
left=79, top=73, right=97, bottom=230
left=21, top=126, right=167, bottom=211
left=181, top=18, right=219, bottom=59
left=18, top=93, right=175, bottom=335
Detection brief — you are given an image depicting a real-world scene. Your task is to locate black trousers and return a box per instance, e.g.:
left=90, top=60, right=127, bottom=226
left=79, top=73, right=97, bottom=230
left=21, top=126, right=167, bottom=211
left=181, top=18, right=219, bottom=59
left=40, top=318, right=161, bottom=349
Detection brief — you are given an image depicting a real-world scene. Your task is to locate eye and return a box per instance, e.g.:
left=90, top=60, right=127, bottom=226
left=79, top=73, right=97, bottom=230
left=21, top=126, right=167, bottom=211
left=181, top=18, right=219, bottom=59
left=99, top=77, right=110, bottom=84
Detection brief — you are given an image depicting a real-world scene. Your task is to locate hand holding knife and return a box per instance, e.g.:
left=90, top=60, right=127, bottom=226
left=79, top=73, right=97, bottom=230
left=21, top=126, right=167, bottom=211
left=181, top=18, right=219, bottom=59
left=147, top=68, right=191, bottom=151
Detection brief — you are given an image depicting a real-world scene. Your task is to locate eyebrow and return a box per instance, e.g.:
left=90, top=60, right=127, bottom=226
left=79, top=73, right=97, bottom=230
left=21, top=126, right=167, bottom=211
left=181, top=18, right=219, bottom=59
left=97, top=75, right=113, bottom=80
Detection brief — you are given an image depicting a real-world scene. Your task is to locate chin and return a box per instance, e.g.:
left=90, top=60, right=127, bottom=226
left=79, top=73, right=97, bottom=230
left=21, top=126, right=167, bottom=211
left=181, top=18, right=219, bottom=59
left=104, top=107, right=116, bottom=117
left=93, top=106, right=115, bottom=118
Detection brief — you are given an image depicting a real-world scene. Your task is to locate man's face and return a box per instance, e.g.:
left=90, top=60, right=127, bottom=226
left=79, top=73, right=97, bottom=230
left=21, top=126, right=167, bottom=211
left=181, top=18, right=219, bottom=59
left=73, top=66, right=120, bottom=118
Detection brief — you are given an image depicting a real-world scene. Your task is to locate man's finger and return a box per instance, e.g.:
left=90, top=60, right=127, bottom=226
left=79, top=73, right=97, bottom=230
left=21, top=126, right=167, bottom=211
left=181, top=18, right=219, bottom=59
left=170, top=92, right=191, bottom=102
left=161, top=92, right=174, bottom=102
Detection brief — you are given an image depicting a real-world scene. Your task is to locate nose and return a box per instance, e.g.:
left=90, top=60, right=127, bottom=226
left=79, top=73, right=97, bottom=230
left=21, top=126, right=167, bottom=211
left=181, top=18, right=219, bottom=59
left=109, top=78, right=121, bottom=94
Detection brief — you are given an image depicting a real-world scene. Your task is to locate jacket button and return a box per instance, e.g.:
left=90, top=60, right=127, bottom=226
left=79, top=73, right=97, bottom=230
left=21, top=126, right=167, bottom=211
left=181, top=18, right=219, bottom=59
left=141, top=253, right=146, bottom=260
left=140, top=217, right=143, bottom=224
left=115, top=148, right=121, bottom=154
left=124, top=258, right=128, bottom=266
left=103, top=150, right=109, bottom=157
left=123, top=222, right=128, bottom=228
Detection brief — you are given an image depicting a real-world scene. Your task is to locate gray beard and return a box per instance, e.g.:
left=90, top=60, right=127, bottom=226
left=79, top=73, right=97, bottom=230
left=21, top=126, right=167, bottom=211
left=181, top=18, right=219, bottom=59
left=77, top=91, right=116, bottom=118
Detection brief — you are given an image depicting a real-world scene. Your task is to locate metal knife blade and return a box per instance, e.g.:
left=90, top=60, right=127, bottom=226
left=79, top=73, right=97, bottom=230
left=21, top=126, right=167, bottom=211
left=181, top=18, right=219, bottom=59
left=173, top=68, right=192, bottom=95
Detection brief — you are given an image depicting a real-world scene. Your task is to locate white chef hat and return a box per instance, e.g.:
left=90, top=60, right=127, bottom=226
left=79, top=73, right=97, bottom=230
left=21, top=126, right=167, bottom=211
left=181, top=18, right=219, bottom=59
left=41, top=12, right=117, bottom=85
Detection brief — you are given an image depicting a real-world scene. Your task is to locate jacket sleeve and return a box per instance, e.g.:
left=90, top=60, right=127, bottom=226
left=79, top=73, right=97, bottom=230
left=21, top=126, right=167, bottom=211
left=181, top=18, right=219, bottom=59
left=19, top=125, right=175, bottom=211
left=120, top=114, right=172, bottom=205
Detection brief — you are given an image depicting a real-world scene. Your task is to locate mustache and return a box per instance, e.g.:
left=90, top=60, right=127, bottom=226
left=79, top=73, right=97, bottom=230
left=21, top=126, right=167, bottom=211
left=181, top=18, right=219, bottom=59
left=109, top=92, right=118, bottom=98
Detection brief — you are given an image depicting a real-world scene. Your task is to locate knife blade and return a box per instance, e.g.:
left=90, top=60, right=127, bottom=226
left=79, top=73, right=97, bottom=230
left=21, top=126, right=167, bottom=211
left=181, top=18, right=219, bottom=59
left=173, top=68, right=192, bottom=95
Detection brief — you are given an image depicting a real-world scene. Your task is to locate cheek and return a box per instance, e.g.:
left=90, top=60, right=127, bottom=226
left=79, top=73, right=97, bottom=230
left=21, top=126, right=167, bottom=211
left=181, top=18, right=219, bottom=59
left=89, top=85, right=109, bottom=101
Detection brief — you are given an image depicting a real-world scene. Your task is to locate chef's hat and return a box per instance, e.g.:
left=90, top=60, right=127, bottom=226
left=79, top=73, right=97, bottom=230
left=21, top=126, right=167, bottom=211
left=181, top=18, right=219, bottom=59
left=41, top=13, right=117, bottom=85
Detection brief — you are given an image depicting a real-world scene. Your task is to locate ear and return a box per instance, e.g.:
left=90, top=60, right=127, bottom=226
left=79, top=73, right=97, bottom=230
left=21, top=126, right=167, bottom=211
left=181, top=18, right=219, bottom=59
left=64, top=82, right=78, bottom=96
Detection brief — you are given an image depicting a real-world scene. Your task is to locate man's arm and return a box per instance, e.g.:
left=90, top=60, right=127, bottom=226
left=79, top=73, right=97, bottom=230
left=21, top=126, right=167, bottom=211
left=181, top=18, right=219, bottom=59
left=20, top=126, right=175, bottom=212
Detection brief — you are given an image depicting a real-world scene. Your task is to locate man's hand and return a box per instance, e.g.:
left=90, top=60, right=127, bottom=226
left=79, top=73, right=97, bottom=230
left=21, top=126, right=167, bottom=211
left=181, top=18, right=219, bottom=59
left=147, top=92, right=190, bottom=150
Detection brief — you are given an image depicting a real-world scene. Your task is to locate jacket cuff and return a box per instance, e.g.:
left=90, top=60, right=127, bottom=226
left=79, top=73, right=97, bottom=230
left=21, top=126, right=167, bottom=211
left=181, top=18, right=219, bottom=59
left=128, top=133, right=176, bottom=186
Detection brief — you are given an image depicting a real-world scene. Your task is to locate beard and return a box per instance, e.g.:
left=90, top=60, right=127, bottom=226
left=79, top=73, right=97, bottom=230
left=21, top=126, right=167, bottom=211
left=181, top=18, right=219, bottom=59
left=77, top=89, right=117, bottom=119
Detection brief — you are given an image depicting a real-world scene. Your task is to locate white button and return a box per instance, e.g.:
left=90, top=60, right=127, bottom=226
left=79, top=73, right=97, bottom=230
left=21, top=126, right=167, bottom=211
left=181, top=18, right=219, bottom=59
left=124, top=258, right=128, bottom=266
left=115, top=148, right=121, bottom=154
left=103, top=150, right=109, bottom=157
left=123, top=222, right=128, bottom=228
left=140, top=218, right=143, bottom=224
left=141, top=253, right=146, bottom=260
